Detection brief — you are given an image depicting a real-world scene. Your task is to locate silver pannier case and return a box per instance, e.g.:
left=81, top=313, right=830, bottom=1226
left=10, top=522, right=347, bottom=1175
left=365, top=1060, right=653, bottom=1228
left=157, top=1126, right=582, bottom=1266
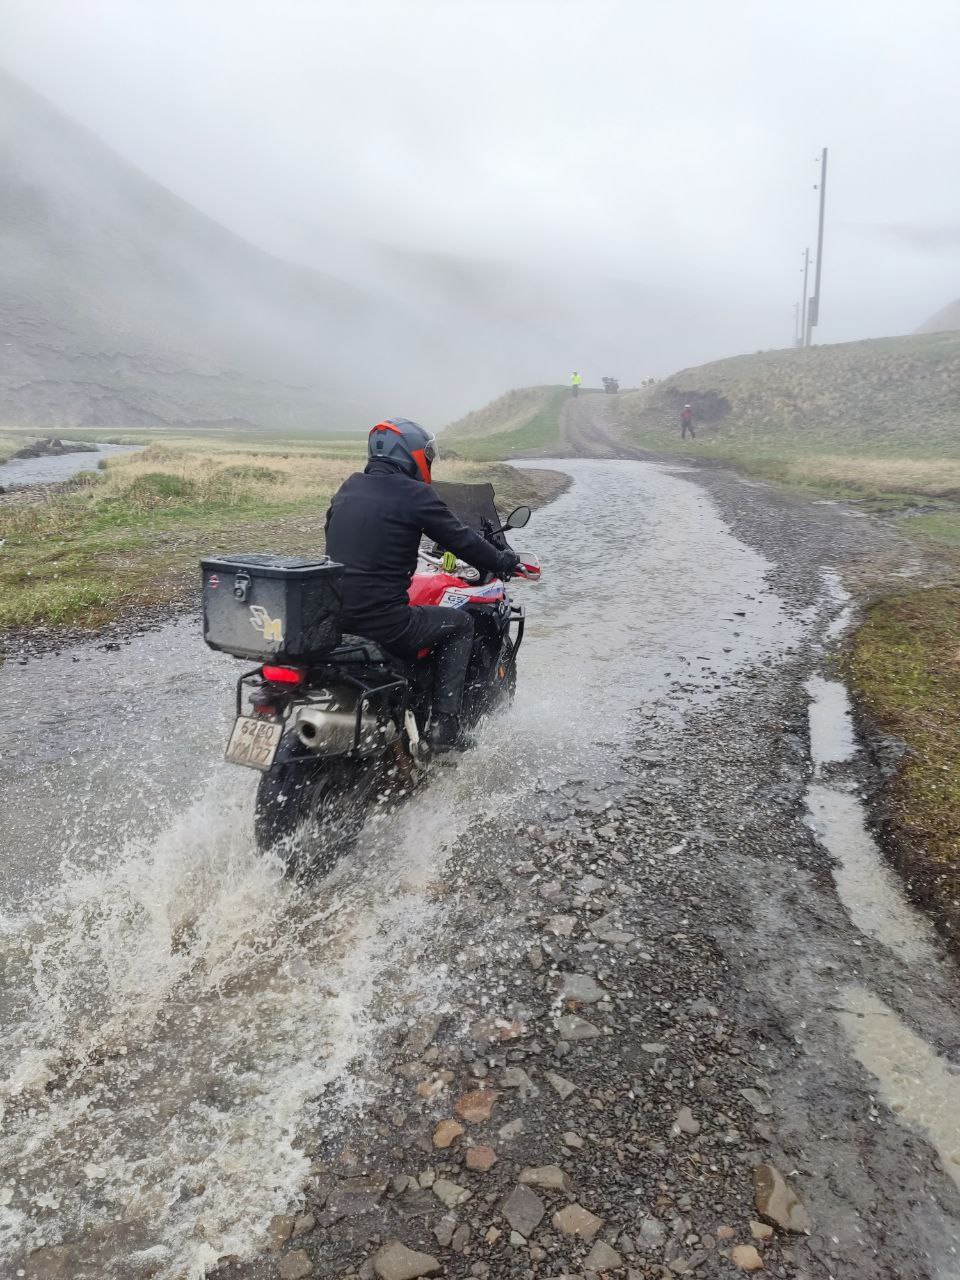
left=200, top=554, right=344, bottom=662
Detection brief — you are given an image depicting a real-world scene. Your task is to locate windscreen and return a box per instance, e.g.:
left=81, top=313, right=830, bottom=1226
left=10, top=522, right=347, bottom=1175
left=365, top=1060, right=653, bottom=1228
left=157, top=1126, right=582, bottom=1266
left=432, top=480, right=501, bottom=533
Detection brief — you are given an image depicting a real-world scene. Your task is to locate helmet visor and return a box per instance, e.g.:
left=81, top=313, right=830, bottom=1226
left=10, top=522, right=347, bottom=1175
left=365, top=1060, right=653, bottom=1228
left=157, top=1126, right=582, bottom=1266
left=423, top=433, right=438, bottom=466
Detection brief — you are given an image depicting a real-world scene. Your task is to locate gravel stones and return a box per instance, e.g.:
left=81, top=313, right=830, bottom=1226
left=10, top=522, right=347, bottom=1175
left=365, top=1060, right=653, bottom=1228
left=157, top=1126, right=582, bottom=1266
left=585, top=1240, right=623, bottom=1270
left=269, top=1215, right=295, bottom=1246
left=454, top=1088, right=498, bottom=1123
left=465, top=1144, right=497, bottom=1171
left=278, top=1251, right=314, bottom=1280
left=546, top=1071, right=578, bottom=1099
left=557, top=1014, right=600, bottom=1040
left=730, top=1243, right=764, bottom=1270
left=326, top=1177, right=387, bottom=1218
left=753, top=1163, right=812, bottom=1233
left=502, top=1183, right=546, bottom=1236
left=432, top=1177, right=471, bottom=1209
left=518, top=1164, right=572, bottom=1192
left=432, top=1119, right=464, bottom=1149
left=559, top=972, right=606, bottom=1004
left=546, top=914, right=577, bottom=936
left=673, top=1106, right=701, bottom=1136
left=552, top=1201, right=604, bottom=1239
left=371, top=1241, right=442, bottom=1280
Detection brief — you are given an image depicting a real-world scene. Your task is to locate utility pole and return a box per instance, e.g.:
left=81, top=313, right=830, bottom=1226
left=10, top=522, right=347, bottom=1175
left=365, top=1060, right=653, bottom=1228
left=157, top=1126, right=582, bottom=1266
left=799, top=247, right=810, bottom=348
left=793, top=301, right=801, bottom=346
left=805, top=147, right=828, bottom=346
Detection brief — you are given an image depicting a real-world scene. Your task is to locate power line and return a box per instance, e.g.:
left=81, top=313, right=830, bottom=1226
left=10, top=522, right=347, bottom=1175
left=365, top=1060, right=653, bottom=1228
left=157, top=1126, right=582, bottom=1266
left=805, top=147, right=828, bottom=346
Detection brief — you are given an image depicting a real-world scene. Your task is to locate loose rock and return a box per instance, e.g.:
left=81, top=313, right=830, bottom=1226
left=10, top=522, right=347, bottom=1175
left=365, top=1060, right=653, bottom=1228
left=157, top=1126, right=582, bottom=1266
left=585, top=1240, right=623, bottom=1270
left=557, top=1015, right=601, bottom=1040
left=432, top=1119, right=465, bottom=1149
left=519, top=1164, right=572, bottom=1192
left=560, top=973, right=606, bottom=1004
left=465, top=1144, right=497, bottom=1171
left=371, top=1241, right=443, bottom=1280
left=753, top=1163, right=812, bottom=1233
left=502, top=1183, right=546, bottom=1237
left=552, top=1202, right=604, bottom=1239
left=432, top=1177, right=471, bottom=1209
left=455, top=1089, right=498, bottom=1123
left=730, top=1243, right=764, bottom=1271
left=279, top=1251, right=314, bottom=1280
left=674, top=1107, right=701, bottom=1136
left=546, top=1071, right=578, bottom=1099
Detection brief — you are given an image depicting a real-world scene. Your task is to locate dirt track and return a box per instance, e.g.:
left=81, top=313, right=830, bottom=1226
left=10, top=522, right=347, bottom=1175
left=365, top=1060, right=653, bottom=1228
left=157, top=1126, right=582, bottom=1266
left=5, top=408, right=960, bottom=1280
left=218, top=414, right=960, bottom=1280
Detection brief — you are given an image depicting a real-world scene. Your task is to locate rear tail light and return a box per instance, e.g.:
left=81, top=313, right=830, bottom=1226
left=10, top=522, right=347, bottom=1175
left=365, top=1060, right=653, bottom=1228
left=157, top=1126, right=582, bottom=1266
left=261, top=664, right=305, bottom=685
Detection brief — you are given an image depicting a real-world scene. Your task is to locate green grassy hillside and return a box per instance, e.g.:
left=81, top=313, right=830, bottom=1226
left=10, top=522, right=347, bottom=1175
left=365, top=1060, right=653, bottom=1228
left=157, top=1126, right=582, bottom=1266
left=619, top=330, right=960, bottom=465
left=443, top=385, right=566, bottom=459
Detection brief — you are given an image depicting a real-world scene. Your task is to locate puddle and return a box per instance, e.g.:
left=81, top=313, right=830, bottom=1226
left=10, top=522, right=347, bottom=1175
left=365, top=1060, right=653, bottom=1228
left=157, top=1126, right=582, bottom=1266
left=839, top=985, right=960, bottom=1194
left=819, top=567, right=853, bottom=642
left=806, top=783, right=938, bottom=964
left=806, top=675, right=856, bottom=773
left=805, top=676, right=938, bottom=964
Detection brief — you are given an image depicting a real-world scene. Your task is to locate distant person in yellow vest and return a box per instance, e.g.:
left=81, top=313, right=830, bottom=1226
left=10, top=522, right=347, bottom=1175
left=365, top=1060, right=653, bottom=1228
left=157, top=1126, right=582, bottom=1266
left=570, top=371, right=582, bottom=397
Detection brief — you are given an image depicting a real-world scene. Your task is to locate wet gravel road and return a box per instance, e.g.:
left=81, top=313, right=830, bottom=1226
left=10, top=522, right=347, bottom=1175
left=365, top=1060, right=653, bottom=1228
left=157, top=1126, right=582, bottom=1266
left=2, top=441, right=959, bottom=1280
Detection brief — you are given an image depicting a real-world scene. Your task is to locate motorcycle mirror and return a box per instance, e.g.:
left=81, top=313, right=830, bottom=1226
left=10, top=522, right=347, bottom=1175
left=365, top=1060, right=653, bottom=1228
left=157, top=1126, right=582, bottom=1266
left=505, top=505, right=531, bottom=530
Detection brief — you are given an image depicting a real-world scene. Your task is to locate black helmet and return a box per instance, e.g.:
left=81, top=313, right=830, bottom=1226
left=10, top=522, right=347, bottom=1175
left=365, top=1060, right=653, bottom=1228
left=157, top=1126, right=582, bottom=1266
left=368, top=417, right=437, bottom=482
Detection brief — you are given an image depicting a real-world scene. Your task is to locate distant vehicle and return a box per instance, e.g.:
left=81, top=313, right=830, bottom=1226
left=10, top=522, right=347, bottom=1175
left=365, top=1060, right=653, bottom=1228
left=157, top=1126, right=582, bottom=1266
left=602, top=377, right=619, bottom=394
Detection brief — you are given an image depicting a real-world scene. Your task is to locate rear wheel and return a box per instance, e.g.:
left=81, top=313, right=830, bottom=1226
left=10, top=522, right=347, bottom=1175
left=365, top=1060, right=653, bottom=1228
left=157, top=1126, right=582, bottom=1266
left=254, top=748, right=372, bottom=876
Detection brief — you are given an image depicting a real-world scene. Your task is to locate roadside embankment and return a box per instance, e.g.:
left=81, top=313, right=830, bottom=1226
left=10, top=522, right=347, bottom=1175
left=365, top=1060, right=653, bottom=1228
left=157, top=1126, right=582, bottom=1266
left=444, top=385, right=568, bottom=459
left=846, top=585, right=960, bottom=945
left=0, top=433, right=568, bottom=649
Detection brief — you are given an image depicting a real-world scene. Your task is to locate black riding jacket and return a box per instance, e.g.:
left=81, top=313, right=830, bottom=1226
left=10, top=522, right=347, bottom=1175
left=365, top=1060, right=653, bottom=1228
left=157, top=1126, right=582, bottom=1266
left=325, top=458, right=510, bottom=642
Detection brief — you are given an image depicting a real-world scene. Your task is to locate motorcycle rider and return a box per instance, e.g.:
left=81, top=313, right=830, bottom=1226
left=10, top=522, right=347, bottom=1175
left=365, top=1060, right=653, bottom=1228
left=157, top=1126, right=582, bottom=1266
left=570, top=371, right=582, bottom=396
left=325, top=418, right=520, bottom=751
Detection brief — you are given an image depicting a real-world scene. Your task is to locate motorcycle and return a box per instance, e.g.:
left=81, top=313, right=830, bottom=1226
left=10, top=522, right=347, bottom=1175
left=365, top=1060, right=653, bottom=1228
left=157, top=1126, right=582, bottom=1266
left=201, top=482, right=540, bottom=874
left=602, top=376, right=619, bottom=394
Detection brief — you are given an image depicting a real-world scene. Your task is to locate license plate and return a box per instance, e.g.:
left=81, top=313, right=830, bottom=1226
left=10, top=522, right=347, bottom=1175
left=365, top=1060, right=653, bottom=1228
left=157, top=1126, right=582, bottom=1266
left=225, top=715, right=283, bottom=771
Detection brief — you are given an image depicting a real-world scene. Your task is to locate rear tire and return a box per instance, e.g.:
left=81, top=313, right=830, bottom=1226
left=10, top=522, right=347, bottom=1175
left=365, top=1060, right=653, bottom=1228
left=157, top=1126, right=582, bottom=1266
left=254, top=749, right=372, bottom=876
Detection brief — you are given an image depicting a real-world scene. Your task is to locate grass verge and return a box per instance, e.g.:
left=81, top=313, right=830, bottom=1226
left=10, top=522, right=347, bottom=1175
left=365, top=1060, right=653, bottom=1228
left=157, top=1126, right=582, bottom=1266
left=846, top=587, right=960, bottom=944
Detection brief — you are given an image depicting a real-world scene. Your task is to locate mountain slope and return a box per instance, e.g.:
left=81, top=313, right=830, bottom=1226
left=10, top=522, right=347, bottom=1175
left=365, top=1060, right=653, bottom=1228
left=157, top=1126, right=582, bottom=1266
left=0, top=70, right=426, bottom=429
left=917, top=298, right=960, bottom=334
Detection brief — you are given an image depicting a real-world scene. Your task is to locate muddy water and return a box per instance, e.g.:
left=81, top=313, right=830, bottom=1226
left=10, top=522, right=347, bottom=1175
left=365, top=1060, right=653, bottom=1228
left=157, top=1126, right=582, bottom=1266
left=0, top=460, right=799, bottom=1277
left=804, top=675, right=938, bottom=965
left=0, top=443, right=140, bottom=490
left=802, top=672, right=960, bottom=1217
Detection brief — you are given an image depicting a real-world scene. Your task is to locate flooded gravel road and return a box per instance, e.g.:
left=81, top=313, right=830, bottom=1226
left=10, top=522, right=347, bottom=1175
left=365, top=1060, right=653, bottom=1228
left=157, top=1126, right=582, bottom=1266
left=1, top=454, right=959, bottom=1280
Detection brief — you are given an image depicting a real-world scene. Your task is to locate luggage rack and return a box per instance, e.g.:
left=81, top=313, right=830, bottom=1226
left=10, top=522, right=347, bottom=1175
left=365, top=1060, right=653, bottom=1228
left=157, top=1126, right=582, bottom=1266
left=235, top=661, right=410, bottom=758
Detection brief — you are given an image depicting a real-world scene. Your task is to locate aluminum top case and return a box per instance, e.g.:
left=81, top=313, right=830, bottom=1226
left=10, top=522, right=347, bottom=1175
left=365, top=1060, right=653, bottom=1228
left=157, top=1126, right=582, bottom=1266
left=200, top=553, right=344, bottom=662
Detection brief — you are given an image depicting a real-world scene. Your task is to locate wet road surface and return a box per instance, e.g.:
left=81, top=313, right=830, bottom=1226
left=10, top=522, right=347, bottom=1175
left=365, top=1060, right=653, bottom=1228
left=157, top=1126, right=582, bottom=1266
left=1, top=457, right=959, bottom=1280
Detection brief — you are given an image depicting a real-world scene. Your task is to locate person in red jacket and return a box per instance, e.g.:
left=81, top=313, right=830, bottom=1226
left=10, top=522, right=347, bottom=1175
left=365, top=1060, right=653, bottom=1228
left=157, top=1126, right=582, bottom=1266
left=680, top=404, right=695, bottom=440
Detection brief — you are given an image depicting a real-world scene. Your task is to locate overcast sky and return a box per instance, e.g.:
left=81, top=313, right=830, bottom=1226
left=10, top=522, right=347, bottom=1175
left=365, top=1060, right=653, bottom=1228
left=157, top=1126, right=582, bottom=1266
left=4, top=0, right=960, bottom=364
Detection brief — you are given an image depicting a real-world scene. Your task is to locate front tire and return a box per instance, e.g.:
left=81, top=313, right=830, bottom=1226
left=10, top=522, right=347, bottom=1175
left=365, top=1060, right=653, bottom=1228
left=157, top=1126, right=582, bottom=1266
left=254, top=749, right=372, bottom=876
